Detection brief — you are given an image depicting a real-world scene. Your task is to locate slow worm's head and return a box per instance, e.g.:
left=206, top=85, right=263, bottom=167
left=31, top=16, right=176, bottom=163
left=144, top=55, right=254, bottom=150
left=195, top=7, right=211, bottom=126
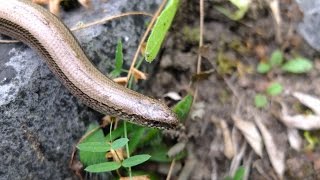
left=132, top=99, right=179, bottom=129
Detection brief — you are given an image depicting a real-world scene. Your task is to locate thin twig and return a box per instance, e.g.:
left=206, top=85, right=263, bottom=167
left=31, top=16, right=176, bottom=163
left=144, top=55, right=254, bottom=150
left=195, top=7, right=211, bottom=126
left=193, top=0, right=204, bottom=102
left=0, top=39, right=20, bottom=43
left=71, top=11, right=153, bottom=31
left=125, top=0, right=168, bottom=85
left=166, top=159, right=176, bottom=180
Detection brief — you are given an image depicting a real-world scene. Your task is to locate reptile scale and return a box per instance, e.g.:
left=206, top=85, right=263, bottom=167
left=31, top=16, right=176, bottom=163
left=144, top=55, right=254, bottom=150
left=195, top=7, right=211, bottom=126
left=0, top=0, right=178, bottom=129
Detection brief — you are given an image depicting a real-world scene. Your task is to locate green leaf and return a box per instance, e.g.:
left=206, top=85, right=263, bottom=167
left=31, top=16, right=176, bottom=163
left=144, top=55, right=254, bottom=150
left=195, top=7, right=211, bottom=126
left=105, top=123, right=125, bottom=142
left=77, top=142, right=111, bottom=152
left=257, top=62, right=271, bottom=74
left=147, top=144, right=186, bottom=163
left=139, top=128, right=162, bottom=146
left=304, top=131, right=319, bottom=150
left=233, top=166, right=245, bottom=180
left=145, top=0, right=179, bottom=62
left=281, top=57, right=313, bottom=73
left=111, top=138, right=129, bottom=150
left=85, top=162, right=121, bottom=173
left=266, top=82, right=283, bottom=96
left=79, top=123, right=107, bottom=166
left=254, top=94, right=268, bottom=108
left=269, top=49, right=283, bottom=67
left=122, top=154, right=151, bottom=168
left=173, top=94, right=193, bottom=121
left=110, top=39, right=123, bottom=77
left=128, top=127, right=145, bottom=154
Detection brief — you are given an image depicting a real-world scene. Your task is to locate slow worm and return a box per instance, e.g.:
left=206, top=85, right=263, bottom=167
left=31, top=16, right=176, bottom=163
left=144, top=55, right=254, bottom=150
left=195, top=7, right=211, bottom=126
left=0, top=0, right=178, bottom=129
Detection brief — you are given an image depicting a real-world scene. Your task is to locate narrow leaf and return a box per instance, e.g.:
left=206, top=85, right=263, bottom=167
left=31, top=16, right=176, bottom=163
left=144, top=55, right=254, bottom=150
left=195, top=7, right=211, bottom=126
left=77, top=142, right=111, bottom=152
left=232, top=115, right=263, bottom=157
left=145, top=0, right=179, bottom=62
left=85, top=162, right=121, bottom=173
left=110, top=39, right=123, bottom=77
left=254, top=115, right=285, bottom=178
left=173, top=94, right=193, bottom=121
left=122, top=154, right=151, bottom=168
left=281, top=57, right=313, bottom=73
left=111, top=138, right=129, bottom=150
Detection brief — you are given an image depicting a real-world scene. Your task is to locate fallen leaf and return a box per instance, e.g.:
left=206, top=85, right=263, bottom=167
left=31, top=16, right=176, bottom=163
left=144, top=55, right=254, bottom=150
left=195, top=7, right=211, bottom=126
left=280, top=107, right=320, bottom=130
left=112, top=77, right=127, bottom=86
left=292, top=92, right=320, bottom=115
left=220, top=120, right=235, bottom=159
left=132, top=68, right=147, bottom=82
left=106, top=149, right=125, bottom=162
left=287, top=128, right=302, bottom=151
left=229, top=142, right=247, bottom=177
left=232, top=115, right=263, bottom=157
left=254, top=115, right=285, bottom=179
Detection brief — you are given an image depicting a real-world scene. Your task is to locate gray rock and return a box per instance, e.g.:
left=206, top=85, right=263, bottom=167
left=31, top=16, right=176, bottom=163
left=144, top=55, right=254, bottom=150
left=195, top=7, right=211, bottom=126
left=0, top=0, right=159, bottom=179
left=295, top=0, right=320, bottom=51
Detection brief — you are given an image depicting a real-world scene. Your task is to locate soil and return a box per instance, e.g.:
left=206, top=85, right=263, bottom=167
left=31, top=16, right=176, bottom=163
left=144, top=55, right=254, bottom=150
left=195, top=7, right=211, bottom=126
left=147, top=0, right=320, bottom=179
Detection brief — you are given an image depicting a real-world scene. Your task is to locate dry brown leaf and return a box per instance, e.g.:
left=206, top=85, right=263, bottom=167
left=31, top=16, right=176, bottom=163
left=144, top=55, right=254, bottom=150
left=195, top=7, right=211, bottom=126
left=106, top=149, right=125, bottom=162
left=132, top=68, right=147, bottom=82
left=101, top=115, right=113, bottom=127
left=232, top=115, right=263, bottom=157
left=254, top=115, right=285, bottom=179
left=287, top=128, right=302, bottom=151
left=33, top=0, right=91, bottom=16
left=219, top=120, right=234, bottom=159
left=113, top=77, right=128, bottom=86
left=292, top=92, right=320, bottom=115
left=120, top=175, right=150, bottom=180
left=49, top=0, right=62, bottom=16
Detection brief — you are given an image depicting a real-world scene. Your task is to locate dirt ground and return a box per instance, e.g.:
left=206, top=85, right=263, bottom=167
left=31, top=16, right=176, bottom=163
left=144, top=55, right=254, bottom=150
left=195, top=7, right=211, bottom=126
left=147, top=0, right=320, bottom=179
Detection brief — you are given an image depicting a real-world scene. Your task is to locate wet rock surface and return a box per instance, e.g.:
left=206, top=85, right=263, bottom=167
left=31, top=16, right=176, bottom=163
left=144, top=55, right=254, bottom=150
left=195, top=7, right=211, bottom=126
left=0, top=0, right=159, bottom=179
